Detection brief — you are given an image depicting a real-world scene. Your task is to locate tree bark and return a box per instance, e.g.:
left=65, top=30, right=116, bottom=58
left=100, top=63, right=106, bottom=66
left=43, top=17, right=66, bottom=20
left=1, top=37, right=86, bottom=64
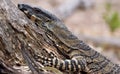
left=0, top=0, right=62, bottom=74
left=0, top=0, right=119, bottom=74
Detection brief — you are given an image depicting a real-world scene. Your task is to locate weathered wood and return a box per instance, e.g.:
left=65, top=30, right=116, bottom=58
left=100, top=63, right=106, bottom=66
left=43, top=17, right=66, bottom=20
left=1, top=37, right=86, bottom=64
left=0, top=0, right=62, bottom=74
left=0, top=0, right=119, bottom=74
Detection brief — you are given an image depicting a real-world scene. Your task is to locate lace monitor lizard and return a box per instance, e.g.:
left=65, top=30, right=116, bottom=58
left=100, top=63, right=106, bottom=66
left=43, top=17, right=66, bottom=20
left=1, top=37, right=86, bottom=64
left=18, top=4, right=120, bottom=74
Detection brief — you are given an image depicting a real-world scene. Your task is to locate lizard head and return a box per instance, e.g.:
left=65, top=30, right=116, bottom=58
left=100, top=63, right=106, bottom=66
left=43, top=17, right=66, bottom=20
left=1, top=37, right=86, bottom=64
left=18, top=4, right=60, bottom=23
left=18, top=4, right=83, bottom=52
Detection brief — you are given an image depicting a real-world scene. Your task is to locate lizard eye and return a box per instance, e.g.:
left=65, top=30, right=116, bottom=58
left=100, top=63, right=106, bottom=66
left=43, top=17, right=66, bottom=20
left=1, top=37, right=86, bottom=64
left=46, top=19, right=50, bottom=22
left=33, top=8, right=41, bottom=14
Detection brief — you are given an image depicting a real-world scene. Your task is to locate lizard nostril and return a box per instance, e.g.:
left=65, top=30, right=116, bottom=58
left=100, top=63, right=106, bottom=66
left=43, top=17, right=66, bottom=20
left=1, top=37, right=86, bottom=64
left=18, top=4, right=23, bottom=10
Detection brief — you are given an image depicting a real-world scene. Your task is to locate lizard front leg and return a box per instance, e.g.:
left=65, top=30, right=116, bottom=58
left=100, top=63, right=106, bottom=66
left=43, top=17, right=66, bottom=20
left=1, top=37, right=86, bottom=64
left=34, top=53, right=88, bottom=72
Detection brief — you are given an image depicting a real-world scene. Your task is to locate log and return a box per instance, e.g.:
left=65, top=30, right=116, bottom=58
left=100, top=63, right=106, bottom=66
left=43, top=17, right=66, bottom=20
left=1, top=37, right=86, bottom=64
left=0, top=0, right=119, bottom=74
left=0, top=0, right=62, bottom=74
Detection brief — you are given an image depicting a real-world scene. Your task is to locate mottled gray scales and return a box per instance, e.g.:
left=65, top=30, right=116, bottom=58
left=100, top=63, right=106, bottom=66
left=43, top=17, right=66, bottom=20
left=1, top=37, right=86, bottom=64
left=18, top=4, right=120, bottom=74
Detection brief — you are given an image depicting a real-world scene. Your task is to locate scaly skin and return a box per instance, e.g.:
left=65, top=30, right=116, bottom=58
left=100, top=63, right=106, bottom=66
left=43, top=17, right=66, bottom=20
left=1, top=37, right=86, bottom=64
left=18, top=4, right=120, bottom=74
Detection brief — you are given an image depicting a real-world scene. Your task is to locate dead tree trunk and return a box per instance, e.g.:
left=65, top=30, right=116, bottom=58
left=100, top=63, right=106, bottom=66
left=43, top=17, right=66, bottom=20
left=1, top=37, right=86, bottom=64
left=0, top=0, right=63, bottom=74
left=0, top=0, right=119, bottom=74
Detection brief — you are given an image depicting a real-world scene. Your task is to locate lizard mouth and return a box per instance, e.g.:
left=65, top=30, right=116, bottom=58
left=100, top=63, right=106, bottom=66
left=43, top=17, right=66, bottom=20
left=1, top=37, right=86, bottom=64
left=18, top=4, right=35, bottom=19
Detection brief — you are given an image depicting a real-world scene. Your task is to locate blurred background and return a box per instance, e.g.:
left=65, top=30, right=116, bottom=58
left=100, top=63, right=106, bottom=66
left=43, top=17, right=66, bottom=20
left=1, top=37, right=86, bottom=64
left=12, top=0, right=120, bottom=64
